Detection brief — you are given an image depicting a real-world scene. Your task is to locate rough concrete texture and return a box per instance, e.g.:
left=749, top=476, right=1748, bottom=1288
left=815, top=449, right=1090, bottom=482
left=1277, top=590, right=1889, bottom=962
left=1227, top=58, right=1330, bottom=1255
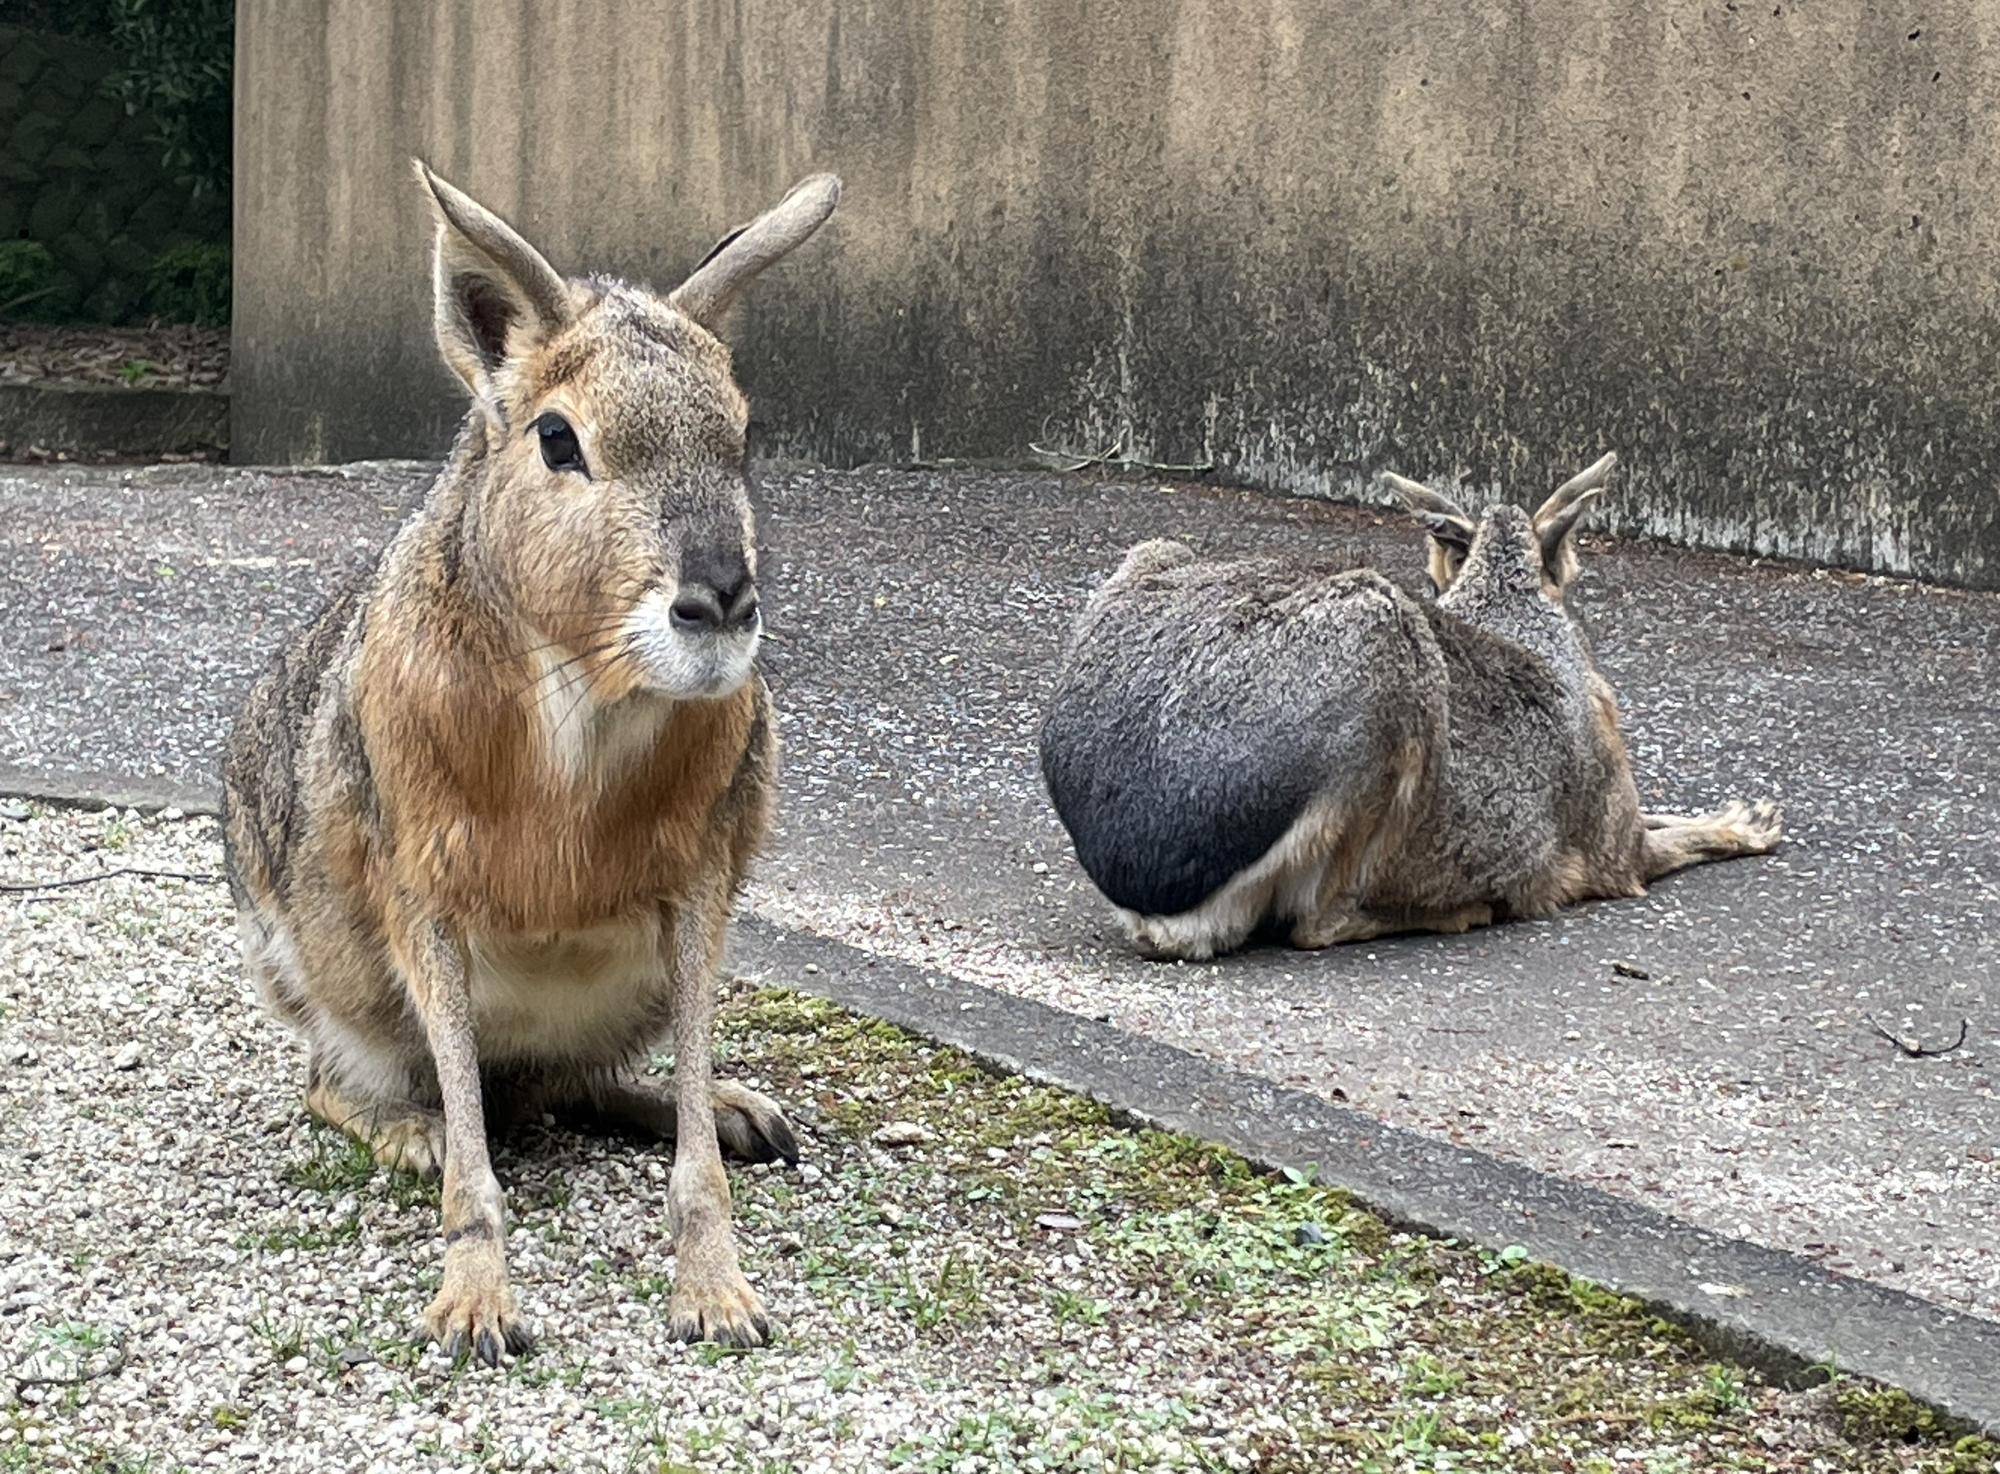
left=0, top=457, right=1993, bottom=1342
left=0, top=383, right=228, bottom=458
left=234, top=0, right=2000, bottom=585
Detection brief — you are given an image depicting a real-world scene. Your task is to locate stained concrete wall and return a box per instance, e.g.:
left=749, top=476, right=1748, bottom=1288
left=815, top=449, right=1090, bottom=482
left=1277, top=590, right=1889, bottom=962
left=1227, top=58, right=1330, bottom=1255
left=235, top=1, right=2000, bottom=587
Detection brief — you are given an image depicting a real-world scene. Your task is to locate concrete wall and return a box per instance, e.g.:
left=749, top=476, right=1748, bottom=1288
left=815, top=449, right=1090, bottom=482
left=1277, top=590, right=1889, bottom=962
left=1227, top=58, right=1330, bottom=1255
left=235, top=1, right=2000, bottom=587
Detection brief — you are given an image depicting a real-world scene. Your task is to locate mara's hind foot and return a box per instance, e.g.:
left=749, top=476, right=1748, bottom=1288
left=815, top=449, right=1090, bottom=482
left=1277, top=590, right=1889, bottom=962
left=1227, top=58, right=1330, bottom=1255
left=306, top=1074, right=446, bottom=1179
left=568, top=1077, right=799, bottom=1165
left=1642, top=798, right=1783, bottom=881
left=1119, top=897, right=1262, bottom=963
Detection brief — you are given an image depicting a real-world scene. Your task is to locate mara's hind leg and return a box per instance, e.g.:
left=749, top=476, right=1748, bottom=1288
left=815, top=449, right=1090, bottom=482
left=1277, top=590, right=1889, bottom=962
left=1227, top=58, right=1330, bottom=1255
left=306, top=1063, right=446, bottom=1179
left=563, top=1076, right=799, bottom=1165
left=1641, top=799, right=1783, bottom=881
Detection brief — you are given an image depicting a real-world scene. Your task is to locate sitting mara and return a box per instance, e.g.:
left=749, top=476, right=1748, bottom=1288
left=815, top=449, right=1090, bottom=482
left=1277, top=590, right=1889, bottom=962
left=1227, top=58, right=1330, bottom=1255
left=1039, top=453, right=1782, bottom=961
left=222, top=162, right=840, bottom=1361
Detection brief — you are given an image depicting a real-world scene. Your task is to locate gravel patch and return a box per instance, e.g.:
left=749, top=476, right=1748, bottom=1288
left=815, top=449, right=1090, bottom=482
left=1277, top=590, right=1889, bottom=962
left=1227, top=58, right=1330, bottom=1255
left=3, top=806, right=1989, bottom=1473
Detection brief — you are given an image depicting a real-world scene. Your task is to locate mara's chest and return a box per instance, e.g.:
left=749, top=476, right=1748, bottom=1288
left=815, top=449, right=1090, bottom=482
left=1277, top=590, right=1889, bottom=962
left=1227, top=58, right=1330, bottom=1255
left=376, top=679, right=765, bottom=932
left=466, top=916, right=668, bottom=1065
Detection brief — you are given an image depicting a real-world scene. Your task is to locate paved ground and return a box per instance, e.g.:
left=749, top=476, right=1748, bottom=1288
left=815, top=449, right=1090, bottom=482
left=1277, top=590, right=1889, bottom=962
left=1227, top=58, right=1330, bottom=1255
left=10, top=809, right=1982, bottom=1473
left=0, top=458, right=1994, bottom=1331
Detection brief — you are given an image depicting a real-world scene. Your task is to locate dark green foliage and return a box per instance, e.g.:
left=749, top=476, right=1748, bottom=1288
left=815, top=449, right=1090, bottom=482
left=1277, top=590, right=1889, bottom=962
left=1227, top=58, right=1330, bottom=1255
left=0, top=239, right=69, bottom=319
left=101, top=0, right=232, bottom=205
left=144, top=241, right=228, bottom=326
left=1, top=9, right=230, bottom=323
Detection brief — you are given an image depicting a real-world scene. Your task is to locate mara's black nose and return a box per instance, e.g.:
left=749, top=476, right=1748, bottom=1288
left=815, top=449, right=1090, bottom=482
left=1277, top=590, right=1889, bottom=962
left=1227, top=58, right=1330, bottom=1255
left=671, top=548, right=758, bottom=631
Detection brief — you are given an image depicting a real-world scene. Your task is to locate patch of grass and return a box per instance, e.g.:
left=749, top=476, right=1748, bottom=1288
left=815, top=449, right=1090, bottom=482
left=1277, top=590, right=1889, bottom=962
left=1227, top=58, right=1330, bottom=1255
left=889, top=1248, right=989, bottom=1333
left=236, top=1214, right=363, bottom=1252
left=249, top=1310, right=305, bottom=1364
left=37, top=1321, right=110, bottom=1354
left=1399, top=1352, right=1465, bottom=1398
left=1047, top=1286, right=1107, bottom=1334
left=821, top=1340, right=863, bottom=1393
left=282, top=1131, right=378, bottom=1195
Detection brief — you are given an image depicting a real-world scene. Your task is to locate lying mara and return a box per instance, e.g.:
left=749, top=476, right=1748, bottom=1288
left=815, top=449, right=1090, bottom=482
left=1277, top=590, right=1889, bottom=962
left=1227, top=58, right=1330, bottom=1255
left=1039, top=454, right=1783, bottom=962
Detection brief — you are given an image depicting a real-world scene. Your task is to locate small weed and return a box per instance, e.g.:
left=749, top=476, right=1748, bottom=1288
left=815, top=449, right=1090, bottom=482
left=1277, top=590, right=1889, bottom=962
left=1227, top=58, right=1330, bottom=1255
left=1400, top=1353, right=1464, bottom=1397
left=237, top=1214, right=363, bottom=1252
left=119, top=359, right=157, bottom=386
left=893, top=1249, right=988, bottom=1332
left=822, top=1341, right=862, bottom=1393
left=1701, top=1364, right=1749, bottom=1413
left=1048, top=1286, right=1108, bottom=1334
left=250, top=1311, right=305, bottom=1363
left=282, top=1132, right=378, bottom=1195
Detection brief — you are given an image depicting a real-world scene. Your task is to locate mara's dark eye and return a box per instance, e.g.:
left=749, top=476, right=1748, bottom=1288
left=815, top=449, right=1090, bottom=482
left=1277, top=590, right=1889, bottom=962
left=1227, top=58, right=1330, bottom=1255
left=532, top=412, right=587, bottom=476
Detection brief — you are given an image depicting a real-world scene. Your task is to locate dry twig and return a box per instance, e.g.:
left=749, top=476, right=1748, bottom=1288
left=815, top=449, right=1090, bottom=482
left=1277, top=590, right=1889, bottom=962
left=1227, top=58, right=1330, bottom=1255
left=1864, top=1014, right=1970, bottom=1059
left=1029, top=426, right=1214, bottom=476
left=0, top=865, right=223, bottom=897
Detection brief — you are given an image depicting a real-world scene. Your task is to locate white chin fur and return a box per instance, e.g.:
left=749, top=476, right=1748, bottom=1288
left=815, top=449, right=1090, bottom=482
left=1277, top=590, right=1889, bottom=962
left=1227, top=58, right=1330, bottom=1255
left=627, top=595, right=759, bottom=700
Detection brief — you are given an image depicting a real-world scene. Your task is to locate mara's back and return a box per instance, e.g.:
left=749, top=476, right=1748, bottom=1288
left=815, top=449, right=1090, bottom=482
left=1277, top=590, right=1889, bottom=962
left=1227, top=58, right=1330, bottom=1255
left=220, top=549, right=380, bottom=922
left=1039, top=555, right=1444, bottom=917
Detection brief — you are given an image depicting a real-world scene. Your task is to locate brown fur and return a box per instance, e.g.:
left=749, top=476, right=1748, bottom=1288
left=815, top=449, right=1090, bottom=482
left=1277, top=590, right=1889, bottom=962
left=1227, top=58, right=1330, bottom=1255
left=222, top=163, right=838, bottom=1362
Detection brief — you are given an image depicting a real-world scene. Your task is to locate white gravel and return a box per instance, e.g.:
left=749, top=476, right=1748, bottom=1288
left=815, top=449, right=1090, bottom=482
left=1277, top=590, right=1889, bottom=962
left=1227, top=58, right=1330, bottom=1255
left=0, top=809, right=1342, bottom=1472
left=0, top=806, right=1976, bottom=1474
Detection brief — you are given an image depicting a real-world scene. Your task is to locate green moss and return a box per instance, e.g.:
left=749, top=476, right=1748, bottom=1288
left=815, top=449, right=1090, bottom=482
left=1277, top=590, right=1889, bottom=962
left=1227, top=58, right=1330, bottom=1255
left=1835, top=1382, right=1948, bottom=1444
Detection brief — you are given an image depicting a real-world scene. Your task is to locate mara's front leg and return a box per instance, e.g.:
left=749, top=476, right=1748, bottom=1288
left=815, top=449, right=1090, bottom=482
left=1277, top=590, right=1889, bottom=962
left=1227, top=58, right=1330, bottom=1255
left=661, top=886, right=772, bottom=1347
left=394, top=912, right=532, bottom=1366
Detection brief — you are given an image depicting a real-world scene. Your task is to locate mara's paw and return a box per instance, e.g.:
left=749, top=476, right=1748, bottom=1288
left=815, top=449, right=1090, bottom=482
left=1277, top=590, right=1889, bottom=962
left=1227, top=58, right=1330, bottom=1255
left=369, top=1109, right=448, bottom=1179
left=1719, top=798, right=1784, bottom=853
left=1126, top=918, right=1215, bottom=964
left=713, top=1082, right=799, bottom=1166
left=424, top=1264, right=533, bottom=1368
left=306, top=1081, right=447, bottom=1180
left=668, top=1268, right=773, bottom=1348
left=1290, top=911, right=1388, bottom=950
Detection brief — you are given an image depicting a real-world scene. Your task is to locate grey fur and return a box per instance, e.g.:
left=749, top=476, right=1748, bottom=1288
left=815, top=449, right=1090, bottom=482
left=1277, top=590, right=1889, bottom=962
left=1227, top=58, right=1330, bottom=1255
left=1040, top=455, right=1784, bottom=961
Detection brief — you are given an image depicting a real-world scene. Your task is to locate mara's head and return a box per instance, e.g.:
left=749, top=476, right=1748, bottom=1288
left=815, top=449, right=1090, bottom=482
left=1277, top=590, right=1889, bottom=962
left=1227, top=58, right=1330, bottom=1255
left=414, top=161, right=840, bottom=701
left=1381, top=453, right=1617, bottom=605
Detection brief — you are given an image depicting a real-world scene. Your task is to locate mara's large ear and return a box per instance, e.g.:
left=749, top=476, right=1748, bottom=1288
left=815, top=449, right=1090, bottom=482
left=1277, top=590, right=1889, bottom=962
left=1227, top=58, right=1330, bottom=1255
left=669, top=174, right=842, bottom=330
left=1531, top=452, right=1617, bottom=587
left=1381, top=470, right=1476, bottom=591
left=412, top=159, right=574, bottom=410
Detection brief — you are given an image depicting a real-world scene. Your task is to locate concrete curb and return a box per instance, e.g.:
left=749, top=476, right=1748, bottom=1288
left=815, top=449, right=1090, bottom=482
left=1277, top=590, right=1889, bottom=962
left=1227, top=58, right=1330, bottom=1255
left=729, top=917, right=2000, bottom=1436
left=0, top=381, right=228, bottom=459
left=5, top=768, right=1996, bottom=1435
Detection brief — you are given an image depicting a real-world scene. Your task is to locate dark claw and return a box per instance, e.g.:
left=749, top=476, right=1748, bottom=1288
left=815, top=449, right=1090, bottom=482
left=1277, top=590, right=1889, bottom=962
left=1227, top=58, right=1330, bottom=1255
left=444, top=1330, right=468, bottom=1363
left=503, top=1323, right=536, bottom=1356
left=767, top=1117, right=801, bottom=1166
left=751, top=1312, right=774, bottom=1344
left=475, top=1330, right=502, bottom=1368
